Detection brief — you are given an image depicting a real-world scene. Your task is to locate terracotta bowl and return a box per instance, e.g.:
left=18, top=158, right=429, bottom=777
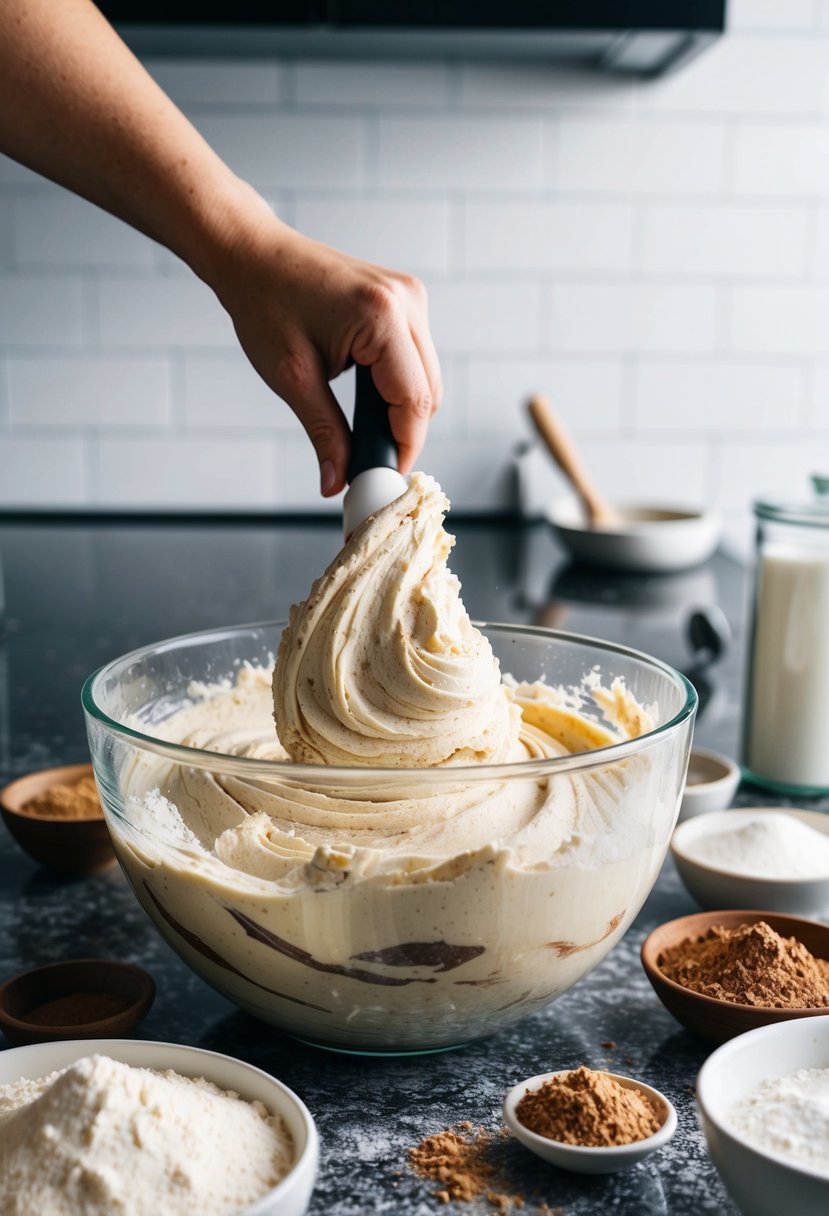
left=641, top=909, right=829, bottom=1044
left=0, top=958, right=155, bottom=1047
left=0, top=763, right=116, bottom=875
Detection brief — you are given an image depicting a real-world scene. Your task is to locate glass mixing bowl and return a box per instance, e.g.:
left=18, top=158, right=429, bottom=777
left=82, top=622, right=695, bottom=1054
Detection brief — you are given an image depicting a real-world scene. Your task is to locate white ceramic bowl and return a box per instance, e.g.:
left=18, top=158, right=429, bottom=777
left=0, top=1038, right=318, bottom=1216
left=546, top=497, right=721, bottom=573
left=671, top=808, right=829, bottom=916
left=678, top=748, right=741, bottom=822
left=503, top=1070, right=677, bottom=1174
left=697, top=1015, right=829, bottom=1216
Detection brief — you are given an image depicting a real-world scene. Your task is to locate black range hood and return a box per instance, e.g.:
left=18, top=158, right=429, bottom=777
left=104, top=2, right=726, bottom=78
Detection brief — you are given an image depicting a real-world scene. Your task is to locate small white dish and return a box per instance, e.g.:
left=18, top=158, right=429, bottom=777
left=671, top=808, right=829, bottom=916
left=0, top=1038, right=318, bottom=1216
left=697, top=1015, right=829, bottom=1216
left=503, top=1070, right=677, bottom=1175
left=546, top=497, right=721, bottom=573
left=679, top=748, right=741, bottom=822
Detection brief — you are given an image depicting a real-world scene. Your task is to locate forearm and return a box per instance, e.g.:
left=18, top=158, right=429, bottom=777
left=0, top=0, right=269, bottom=281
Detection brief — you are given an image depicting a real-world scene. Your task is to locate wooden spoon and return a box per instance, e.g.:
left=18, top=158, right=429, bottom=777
left=527, top=394, right=622, bottom=531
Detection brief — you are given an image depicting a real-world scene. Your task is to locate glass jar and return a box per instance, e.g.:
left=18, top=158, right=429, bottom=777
left=742, top=499, right=829, bottom=795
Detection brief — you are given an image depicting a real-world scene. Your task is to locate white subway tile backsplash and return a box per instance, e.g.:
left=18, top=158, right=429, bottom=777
left=294, top=197, right=449, bottom=272
left=459, top=64, right=639, bottom=111
left=0, top=276, right=86, bottom=347
left=377, top=117, right=544, bottom=191
left=640, top=203, right=809, bottom=277
left=295, top=60, right=449, bottom=107
left=634, top=360, right=807, bottom=432
left=183, top=354, right=296, bottom=430
left=0, top=437, right=86, bottom=506
left=14, top=194, right=156, bottom=269
left=8, top=356, right=171, bottom=428
left=98, top=277, right=235, bottom=347
left=711, top=439, right=827, bottom=510
left=463, top=201, right=632, bottom=272
left=429, top=282, right=543, bottom=354
left=728, top=0, right=818, bottom=31
left=467, top=357, right=624, bottom=432
left=733, top=124, right=829, bottom=196
left=815, top=206, right=829, bottom=278
left=548, top=284, right=717, bottom=353
left=94, top=437, right=275, bottom=507
left=193, top=114, right=365, bottom=189
left=2, top=30, right=829, bottom=518
left=729, top=286, right=829, bottom=354
left=145, top=59, right=282, bottom=105
left=642, top=37, right=829, bottom=116
left=0, top=154, right=47, bottom=187
left=556, top=119, right=726, bottom=195
left=810, top=365, right=829, bottom=428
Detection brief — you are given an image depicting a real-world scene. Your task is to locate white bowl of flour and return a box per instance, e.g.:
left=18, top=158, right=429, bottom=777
left=697, top=1014, right=829, bottom=1216
left=671, top=808, right=829, bottom=917
left=0, top=1038, right=318, bottom=1216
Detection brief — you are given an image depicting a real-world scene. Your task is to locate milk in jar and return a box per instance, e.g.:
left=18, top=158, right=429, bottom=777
left=742, top=500, right=829, bottom=793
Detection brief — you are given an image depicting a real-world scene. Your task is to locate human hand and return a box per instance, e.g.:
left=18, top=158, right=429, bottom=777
left=205, top=195, right=442, bottom=497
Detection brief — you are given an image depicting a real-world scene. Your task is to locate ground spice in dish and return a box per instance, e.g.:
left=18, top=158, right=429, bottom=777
left=24, top=992, right=130, bottom=1027
left=515, top=1067, right=660, bottom=1148
left=21, top=773, right=102, bottom=820
left=657, top=920, right=829, bottom=1008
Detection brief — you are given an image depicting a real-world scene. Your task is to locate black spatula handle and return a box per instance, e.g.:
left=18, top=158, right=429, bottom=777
left=347, top=365, right=399, bottom=483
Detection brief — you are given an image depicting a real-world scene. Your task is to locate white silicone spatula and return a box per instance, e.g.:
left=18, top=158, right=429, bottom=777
left=343, top=365, right=408, bottom=539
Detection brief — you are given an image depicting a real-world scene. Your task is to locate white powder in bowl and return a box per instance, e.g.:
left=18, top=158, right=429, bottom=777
left=686, top=813, right=829, bottom=880
left=0, top=1054, right=294, bottom=1216
left=728, top=1066, right=829, bottom=1176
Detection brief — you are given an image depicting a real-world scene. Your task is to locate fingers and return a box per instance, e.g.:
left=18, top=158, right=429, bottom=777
left=352, top=277, right=442, bottom=475
left=275, top=349, right=352, bottom=496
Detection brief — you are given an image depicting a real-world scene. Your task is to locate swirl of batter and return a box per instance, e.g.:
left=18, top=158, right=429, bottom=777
left=273, top=473, right=520, bottom=768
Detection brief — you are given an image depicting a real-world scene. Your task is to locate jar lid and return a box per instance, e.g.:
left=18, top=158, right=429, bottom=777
left=754, top=499, right=829, bottom=529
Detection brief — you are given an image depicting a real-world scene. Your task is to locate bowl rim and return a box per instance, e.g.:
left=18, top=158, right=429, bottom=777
left=696, top=1014, right=829, bottom=1184
left=671, top=809, right=829, bottom=888
left=641, top=909, right=829, bottom=1015
left=547, top=495, right=721, bottom=535
left=682, top=747, right=741, bottom=792
left=503, top=1068, right=677, bottom=1158
left=0, top=1037, right=318, bottom=1211
left=80, top=620, right=696, bottom=783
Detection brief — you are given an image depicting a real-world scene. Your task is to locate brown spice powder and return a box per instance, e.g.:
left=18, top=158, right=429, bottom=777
left=515, top=1067, right=660, bottom=1148
left=21, top=772, right=102, bottom=821
left=24, top=991, right=129, bottom=1027
left=408, top=1123, right=523, bottom=1211
left=658, top=921, right=829, bottom=1008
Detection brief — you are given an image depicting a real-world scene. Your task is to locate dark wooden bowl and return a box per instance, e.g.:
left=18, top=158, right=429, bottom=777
left=0, top=959, right=155, bottom=1046
left=0, top=764, right=116, bottom=875
left=641, top=909, right=829, bottom=1045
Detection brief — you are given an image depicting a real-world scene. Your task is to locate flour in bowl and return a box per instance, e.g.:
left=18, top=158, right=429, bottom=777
left=0, top=1054, right=293, bottom=1216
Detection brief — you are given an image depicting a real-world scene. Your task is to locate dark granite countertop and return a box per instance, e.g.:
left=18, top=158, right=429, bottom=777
left=0, top=514, right=826, bottom=1215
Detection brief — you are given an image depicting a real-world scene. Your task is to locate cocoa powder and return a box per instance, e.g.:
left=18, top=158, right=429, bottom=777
left=21, top=772, right=102, bottom=821
left=24, top=991, right=130, bottom=1026
left=515, top=1067, right=660, bottom=1148
left=658, top=920, right=829, bottom=1008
